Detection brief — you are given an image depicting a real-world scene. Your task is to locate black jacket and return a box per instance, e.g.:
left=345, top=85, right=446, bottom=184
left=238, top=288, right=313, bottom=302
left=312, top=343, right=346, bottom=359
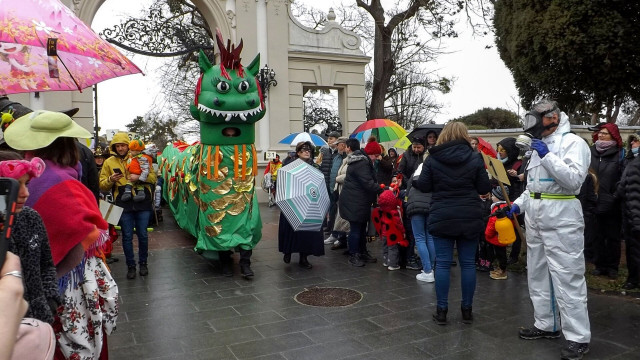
left=616, top=156, right=640, bottom=233
left=77, top=141, right=99, bottom=202
left=8, top=207, right=59, bottom=324
left=375, top=156, right=394, bottom=187
left=339, top=150, right=381, bottom=222
left=590, top=145, right=622, bottom=213
left=495, top=137, right=523, bottom=201
left=319, top=145, right=335, bottom=189
left=579, top=172, right=598, bottom=219
left=414, top=140, right=491, bottom=239
left=405, top=175, right=432, bottom=218
left=397, top=149, right=425, bottom=188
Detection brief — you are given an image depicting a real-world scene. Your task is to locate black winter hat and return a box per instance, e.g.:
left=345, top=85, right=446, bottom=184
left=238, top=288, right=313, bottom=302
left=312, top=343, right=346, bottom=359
left=491, top=186, right=509, bottom=201
left=497, top=137, right=519, bottom=162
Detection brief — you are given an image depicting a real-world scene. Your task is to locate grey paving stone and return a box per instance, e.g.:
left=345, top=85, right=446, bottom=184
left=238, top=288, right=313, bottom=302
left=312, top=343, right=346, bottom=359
left=179, top=327, right=264, bottom=351
left=108, top=338, right=185, bottom=359
left=282, top=338, right=371, bottom=360
left=355, top=324, right=439, bottom=350
left=228, top=332, right=314, bottom=359
left=302, top=319, right=385, bottom=344
left=108, top=204, right=640, bottom=359
left=209, top=310, right=285, bottom=331
left=254, top=314, right=331, bottom=337
left=321, top=304, right=394, bottom=324
left=345, top=343, right=434, bottom=360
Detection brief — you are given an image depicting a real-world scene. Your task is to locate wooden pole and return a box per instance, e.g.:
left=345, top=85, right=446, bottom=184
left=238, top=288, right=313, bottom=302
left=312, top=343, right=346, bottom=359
left=497, top=181, right=526, bottom=243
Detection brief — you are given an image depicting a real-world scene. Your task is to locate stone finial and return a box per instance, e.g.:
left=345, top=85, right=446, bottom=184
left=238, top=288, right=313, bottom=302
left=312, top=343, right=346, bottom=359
left=327, top=8, right=336, bottom=22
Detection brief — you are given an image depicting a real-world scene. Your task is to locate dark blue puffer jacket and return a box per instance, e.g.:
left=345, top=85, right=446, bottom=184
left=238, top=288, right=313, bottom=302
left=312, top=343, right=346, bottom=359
left=414, top=139, right=491, bottom=239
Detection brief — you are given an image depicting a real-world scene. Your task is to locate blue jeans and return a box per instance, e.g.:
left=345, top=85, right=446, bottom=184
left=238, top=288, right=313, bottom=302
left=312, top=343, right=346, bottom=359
left=347, top=221, right=367, bottom=255
left=411, top=215, right=435, bottom=273
left=433, top=235, right=478, bottom=309
left=120, top=210, right=152, bottom=267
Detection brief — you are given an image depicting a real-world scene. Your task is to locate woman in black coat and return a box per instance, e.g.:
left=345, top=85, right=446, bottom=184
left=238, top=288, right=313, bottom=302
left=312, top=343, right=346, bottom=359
left=278, top=141, right=325, bottom=269
left=590, top=123, right=624, bottom=279
left=339, top=139, right=382, bottom=267
left=414, top=122, right=491, bottom=325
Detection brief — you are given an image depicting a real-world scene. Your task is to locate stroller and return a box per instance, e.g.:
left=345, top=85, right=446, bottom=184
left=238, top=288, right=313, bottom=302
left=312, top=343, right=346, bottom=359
left=261, top=173, right=276, bottom=207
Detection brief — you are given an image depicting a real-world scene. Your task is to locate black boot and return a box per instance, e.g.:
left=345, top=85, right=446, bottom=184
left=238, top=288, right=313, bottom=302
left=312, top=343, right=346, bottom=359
left=121, top=184, right=133, bottom=201
left=139, top=263, right=149, bottom=276
left=433, top=306, right=447, bottom=325
left=219, top=251, right=233, bottom=277
left=298, top=253, right=312, bottom=269
left=461, top=306, right=473, bottom=324
left=127, top=266, right=136, bottom=279
left=239, top=249, right=254, bottom=279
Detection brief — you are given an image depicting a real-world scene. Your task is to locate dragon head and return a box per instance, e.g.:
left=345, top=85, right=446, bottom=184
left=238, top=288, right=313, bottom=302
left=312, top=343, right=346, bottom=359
left=190, top=30, right=265, bottom=145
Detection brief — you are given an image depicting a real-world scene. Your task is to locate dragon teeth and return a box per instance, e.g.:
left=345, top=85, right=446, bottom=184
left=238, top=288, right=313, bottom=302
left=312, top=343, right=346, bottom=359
left=199, top=103, right=262, bottom=121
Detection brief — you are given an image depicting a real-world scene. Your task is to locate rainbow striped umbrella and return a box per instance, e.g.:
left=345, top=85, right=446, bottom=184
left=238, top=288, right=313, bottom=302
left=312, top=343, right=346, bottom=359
left=350, top=119, right=406, bottom=142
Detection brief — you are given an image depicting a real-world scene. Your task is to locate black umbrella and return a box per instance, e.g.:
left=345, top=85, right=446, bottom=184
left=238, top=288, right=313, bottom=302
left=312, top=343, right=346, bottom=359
left=406, top=124, right=445, bottom=143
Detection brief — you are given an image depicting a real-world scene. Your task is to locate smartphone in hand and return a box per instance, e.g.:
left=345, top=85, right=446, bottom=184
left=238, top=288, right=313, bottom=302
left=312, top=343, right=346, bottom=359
left=0, top=178, right=19, bottom=268
left=113, top=168, right=122, bottom=175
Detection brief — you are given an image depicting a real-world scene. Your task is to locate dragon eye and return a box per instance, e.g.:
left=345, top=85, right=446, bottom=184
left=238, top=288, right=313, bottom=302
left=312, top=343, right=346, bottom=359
left=237, top=80, right=250, bottom=93
left=216, top=81, right=230, bottom=93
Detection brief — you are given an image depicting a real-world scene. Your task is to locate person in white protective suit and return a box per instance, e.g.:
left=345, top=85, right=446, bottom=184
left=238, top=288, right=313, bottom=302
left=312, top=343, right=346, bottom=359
left=506, top=100, right=591, bottom=360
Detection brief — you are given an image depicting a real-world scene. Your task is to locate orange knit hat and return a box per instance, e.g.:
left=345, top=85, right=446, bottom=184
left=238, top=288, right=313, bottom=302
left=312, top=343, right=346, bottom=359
left=129, top=139, right=145, bottom=151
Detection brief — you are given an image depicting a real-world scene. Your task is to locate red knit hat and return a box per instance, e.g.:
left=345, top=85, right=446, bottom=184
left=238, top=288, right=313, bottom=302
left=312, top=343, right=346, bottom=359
left=377, top=189, right=397, bottom=211
left=364, top=140, right=382, bottom=155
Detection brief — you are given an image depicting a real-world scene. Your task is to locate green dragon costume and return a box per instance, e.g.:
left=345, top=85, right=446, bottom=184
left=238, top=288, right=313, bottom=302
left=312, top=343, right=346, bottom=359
left=159, top=31, right=264, bottom=275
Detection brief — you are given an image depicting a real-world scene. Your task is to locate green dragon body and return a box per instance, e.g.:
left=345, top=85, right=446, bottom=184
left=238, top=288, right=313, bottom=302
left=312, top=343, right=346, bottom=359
left=160, top=31, right=265, bottom=258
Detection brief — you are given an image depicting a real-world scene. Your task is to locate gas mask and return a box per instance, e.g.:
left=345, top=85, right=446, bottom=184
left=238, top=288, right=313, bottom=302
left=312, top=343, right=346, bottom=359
left=522, top=107, right=559, bottom=140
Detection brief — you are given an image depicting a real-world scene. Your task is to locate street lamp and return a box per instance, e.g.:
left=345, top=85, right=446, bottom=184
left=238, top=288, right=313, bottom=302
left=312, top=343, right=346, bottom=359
left=258, top=64, right=277, bottom=99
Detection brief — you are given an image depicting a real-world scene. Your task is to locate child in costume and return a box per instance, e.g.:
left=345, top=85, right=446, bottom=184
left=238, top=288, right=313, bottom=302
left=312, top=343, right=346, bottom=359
left=372, top=184, right=409, bottom=271
left=476, top=191, right=494, bottom=272
left=123, top=139, right=153, bottom=202
left=485, top=186, right=515, bottom=280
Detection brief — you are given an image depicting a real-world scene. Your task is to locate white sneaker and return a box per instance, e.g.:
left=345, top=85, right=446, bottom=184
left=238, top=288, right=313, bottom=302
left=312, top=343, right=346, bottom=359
left=324, top=235, right=337, bottom=245
left=416, top=270, right=435, bottom=283
left=388, top=265, right=400, bottom=271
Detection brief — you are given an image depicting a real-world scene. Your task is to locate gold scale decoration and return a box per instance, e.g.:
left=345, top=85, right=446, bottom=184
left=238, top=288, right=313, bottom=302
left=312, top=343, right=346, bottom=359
left=182, top=144, right=259, bottom=238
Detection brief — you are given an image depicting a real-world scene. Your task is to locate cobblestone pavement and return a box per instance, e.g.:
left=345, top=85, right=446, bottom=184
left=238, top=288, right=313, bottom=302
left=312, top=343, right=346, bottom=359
left=108, top=205, right=640, bottom=359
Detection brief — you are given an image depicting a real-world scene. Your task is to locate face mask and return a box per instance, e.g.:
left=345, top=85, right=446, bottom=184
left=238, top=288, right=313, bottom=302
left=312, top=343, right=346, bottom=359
left=633, top=147, right=639, bottom=156
left=499, top=157, right=508, bottom=164
left=523, top=107, right=559, bottom=139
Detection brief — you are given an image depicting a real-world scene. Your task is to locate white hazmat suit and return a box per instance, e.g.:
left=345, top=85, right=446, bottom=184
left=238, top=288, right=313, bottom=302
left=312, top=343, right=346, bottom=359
left=513, top=112, right=591, bottom=343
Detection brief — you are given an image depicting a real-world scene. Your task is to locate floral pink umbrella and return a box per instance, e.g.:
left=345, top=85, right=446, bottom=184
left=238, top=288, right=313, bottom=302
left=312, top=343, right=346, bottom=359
left=0, top=0, right=142, bottom=95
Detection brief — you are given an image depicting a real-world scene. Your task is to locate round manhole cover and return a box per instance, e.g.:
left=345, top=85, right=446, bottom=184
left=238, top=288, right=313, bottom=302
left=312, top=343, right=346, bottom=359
left=294, top=287, right=363, bottom=307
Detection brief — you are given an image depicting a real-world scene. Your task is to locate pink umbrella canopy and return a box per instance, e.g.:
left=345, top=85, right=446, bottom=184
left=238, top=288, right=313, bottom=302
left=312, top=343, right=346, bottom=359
left=0, top=0, right=142, bottom=95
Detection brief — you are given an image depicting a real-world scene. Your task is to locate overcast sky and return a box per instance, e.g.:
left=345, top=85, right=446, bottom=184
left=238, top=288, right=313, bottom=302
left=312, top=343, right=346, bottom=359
left=91, top=0, right=519, bottom=134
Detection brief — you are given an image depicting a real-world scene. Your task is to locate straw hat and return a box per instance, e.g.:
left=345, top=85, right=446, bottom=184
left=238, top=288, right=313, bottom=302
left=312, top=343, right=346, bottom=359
left=3, top=110, right=91, bottom=150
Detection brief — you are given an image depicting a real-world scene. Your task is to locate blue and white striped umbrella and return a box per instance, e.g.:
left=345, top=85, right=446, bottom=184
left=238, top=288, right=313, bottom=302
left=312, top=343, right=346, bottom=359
left=278, top=132, right=328, bottom=146
left=276, top=159, right=330, bottom=231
